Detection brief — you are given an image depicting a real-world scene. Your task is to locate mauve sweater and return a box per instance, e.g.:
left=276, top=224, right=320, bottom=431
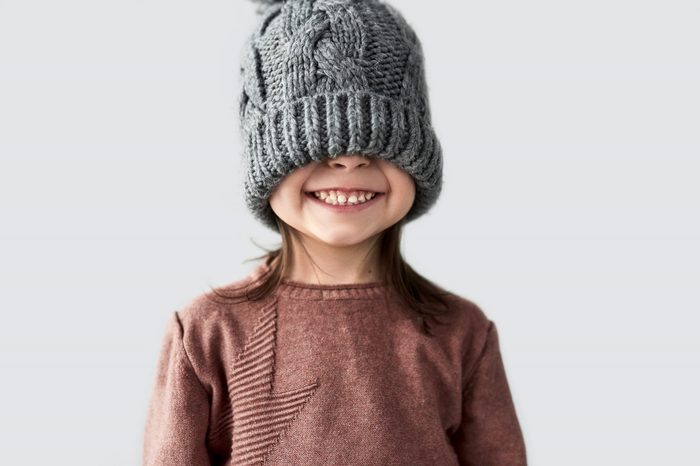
left=142, top=263, right=527, bottom=465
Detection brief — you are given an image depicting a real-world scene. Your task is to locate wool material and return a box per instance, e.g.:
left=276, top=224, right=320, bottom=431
left=239, top=0, right=443, bottom=232
left=143, top=263, right=527, bottom=465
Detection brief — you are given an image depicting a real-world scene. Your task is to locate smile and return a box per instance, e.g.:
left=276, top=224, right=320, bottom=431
left=304, top=191, right=385, bottom=213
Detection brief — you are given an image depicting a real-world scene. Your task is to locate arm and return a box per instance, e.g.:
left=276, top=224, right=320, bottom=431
left=142, top=311, right=212, bottom=466
left=450, top=321, right=528, bottom=465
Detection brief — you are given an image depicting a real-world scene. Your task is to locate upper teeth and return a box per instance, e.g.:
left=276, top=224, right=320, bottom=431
left=311, top=190, right=377, bottom=205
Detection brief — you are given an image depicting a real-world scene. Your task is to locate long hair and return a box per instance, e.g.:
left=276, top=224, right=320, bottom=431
left=208, top=214, right=455, bottom=336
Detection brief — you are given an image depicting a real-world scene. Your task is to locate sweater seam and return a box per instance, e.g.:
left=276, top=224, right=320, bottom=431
left=173, top=310, right=212, bottom=400
left=462, top=319, right=494, bottom=394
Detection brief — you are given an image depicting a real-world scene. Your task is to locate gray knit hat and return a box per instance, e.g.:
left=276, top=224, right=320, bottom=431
left=238, top=0, right=442, bottom=232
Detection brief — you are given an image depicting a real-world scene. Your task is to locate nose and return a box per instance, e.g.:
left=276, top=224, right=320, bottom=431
left=326, top=154, right=371, bottom=170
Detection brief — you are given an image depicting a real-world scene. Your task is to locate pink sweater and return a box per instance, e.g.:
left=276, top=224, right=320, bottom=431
left=142, top=263, right=527, bottom=465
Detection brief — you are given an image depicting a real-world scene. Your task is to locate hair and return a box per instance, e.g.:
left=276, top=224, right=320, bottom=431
left=207, top=211, right=456, bottom=337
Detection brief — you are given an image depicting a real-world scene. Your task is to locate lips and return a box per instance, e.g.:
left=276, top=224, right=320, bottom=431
left=305, top=191, right=385, bottom=212
left=304, top=187, right=385, bottom=194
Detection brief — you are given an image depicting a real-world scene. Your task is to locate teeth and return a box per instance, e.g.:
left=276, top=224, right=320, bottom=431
left=311, top=189, right=379, bottom=205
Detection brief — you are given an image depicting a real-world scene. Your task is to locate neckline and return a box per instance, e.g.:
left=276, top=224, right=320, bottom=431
left=247, top=262, right=387, bottom=300
left=276, top=276, right=387, bottom=300
left=280, top=276, right=385, bottom=288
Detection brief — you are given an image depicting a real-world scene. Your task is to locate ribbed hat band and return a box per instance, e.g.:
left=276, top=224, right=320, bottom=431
left=240, top=0, right=442, bottom=231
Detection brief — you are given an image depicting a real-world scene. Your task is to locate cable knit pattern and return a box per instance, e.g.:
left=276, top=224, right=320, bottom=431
left=142, top=263, right=528, bottom=465
left=239, top=0, right=443, bottom=232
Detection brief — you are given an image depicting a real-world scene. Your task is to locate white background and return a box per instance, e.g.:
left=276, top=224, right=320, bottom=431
left=1, top=0, right=698, bottom=464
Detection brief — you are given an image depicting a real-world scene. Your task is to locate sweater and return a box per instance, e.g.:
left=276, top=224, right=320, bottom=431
left=142, top=263, right=527, bottom=465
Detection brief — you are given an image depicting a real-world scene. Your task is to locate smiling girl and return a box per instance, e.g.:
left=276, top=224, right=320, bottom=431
left=142, top=0, right=527, bottom=464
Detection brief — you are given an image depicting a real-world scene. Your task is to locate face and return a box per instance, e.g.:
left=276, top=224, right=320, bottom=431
left=268, top=154, right=416, bottom=247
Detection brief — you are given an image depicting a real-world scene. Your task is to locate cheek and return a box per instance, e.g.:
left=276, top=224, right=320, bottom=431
left=270, top=175, right=306, bottom=205
left=393, top=174, right=416, bottom=197
left=394, top=178, right=416, bottom=211
left=277, top=189, right=303, bottom=211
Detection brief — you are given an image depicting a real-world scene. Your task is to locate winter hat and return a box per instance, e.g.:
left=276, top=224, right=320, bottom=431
left=238, top=0, right=443, bottom=232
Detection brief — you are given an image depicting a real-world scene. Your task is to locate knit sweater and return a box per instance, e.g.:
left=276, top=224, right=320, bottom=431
left=142, top=263, right=527, bottom=465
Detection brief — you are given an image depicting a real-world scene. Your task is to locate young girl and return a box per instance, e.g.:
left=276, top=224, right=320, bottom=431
left=143, top=0, right=527, bottom=464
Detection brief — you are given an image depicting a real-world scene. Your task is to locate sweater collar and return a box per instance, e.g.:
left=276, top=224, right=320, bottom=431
left=249, top=261, right=387, bottom=300
left=276, top=276, right=387, bottom=300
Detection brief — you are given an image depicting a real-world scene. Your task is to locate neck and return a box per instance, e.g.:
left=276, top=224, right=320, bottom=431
left=284, top=232, right=383, bottom=285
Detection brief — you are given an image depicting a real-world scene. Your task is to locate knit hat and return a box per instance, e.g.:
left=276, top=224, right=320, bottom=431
left=239, top=0, right=443, bottom=232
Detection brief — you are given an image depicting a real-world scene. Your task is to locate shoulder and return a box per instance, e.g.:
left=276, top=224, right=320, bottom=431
left=441, top=291, right=493, bottom=336
left=176, top=262, right=272, bottom=329
left=172, top=265, right=275, bottom=386
left=440, top=291, right=497, bottom=379
left=177, top=276, right=253, bottom=323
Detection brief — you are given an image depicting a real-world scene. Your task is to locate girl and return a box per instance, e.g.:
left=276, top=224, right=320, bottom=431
left=143, top=0, right=527, bottom=464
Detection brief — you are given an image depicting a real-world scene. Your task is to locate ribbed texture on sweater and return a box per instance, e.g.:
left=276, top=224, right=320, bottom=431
left=229, top=298, right=320, bottom=465
left=277, top=276, right=387, bottom=301
left=142, top=263, right=527, bottom=465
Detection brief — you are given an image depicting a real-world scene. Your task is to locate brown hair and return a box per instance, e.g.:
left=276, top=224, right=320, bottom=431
left=208, top=214, right=455, bottom=336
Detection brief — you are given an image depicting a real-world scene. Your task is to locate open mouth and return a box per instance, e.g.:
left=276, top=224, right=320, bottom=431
left=304, top=191, right=385, bottom=212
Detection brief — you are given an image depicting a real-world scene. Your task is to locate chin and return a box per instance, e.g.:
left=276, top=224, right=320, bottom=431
left=309, top=226, right=377, bottom=247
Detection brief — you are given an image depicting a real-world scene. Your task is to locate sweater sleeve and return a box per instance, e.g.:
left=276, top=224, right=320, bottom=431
left=450, top=320, right=528, bottom=465
left=142, top=311, right=212, bottom=466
